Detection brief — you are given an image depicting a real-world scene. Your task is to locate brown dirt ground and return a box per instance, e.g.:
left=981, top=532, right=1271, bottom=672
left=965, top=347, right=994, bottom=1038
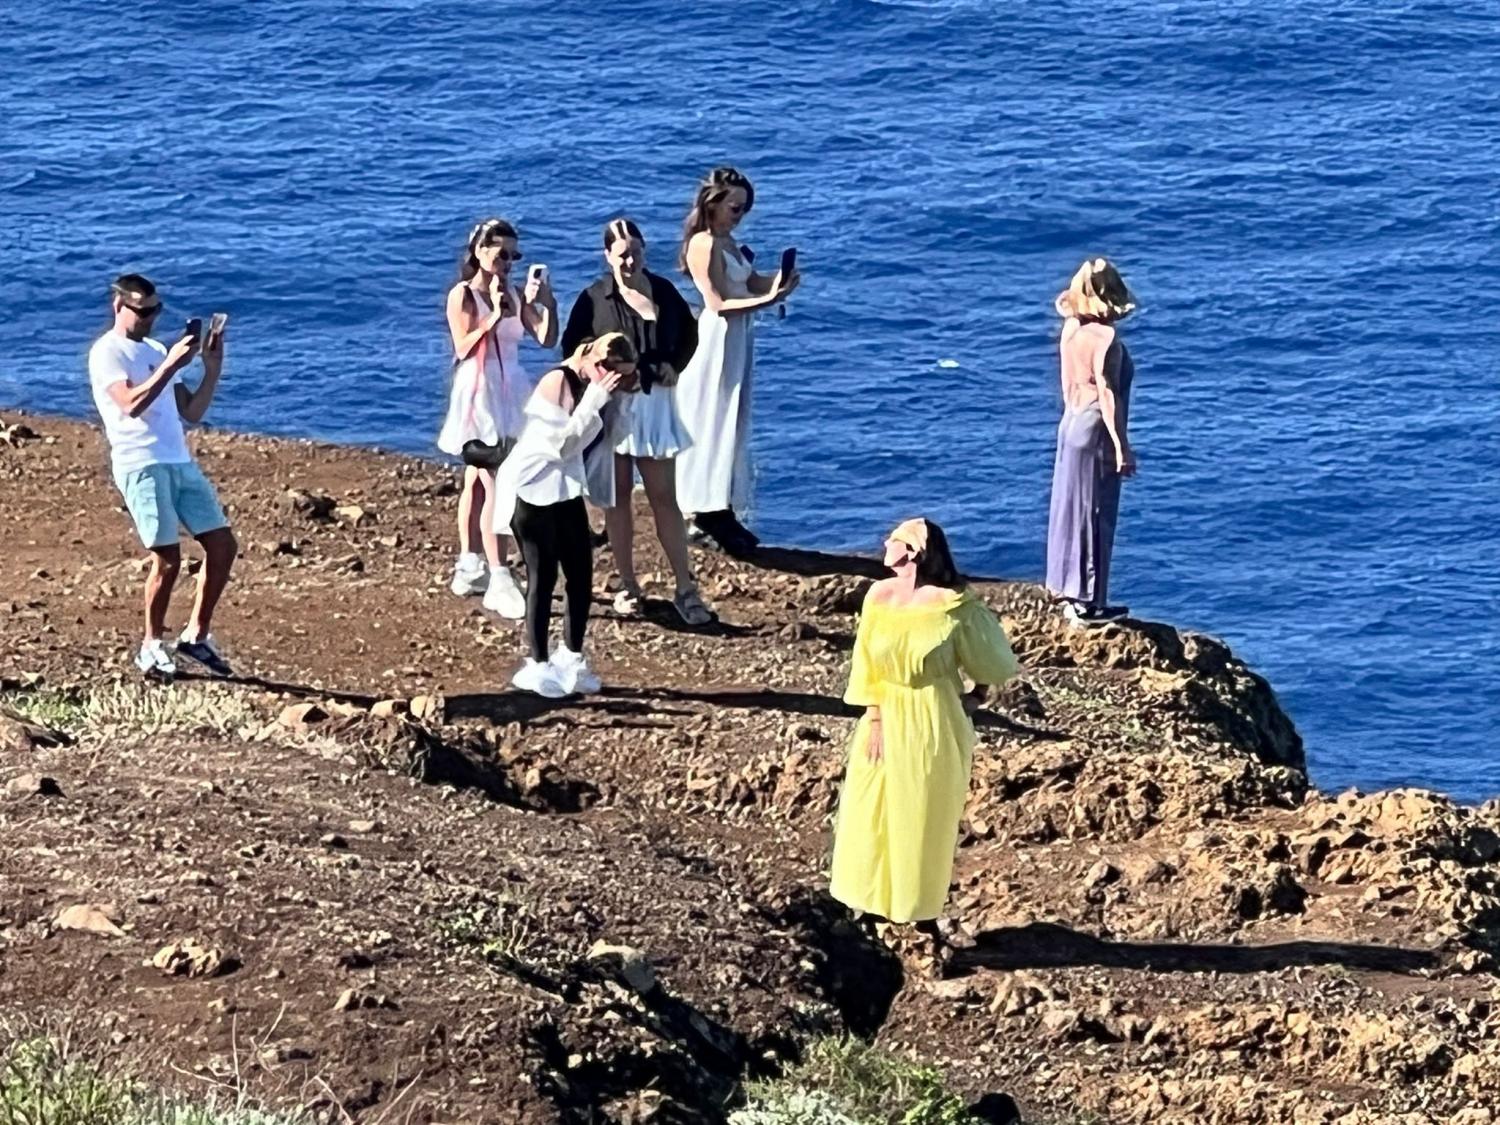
left=2, top=412, right=1498, bottom=1125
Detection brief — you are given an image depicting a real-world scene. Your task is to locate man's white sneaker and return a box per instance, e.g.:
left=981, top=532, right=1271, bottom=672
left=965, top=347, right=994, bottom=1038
left=450, top=554, right=488, bottom=597
left=134, top=638, right=176, bottom=681
left=550, top=647, right=601, bottom=695
left=483, top=566, right=527, bottom=619
left=511, top=658, right=567, bottom=699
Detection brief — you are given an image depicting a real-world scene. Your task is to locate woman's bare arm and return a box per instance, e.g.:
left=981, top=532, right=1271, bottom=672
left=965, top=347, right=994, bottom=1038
left=686, top=234, right=782, bottom=314
left=1093, top=333, right=1134, bottom=475
left=446, top=284, right=501, bottom=361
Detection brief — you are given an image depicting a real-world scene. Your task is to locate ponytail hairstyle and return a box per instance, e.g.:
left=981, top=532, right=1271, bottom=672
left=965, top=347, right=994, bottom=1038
left=603, top=217, right=644, bottom=251
left=1055, top=257, right=1135, bottom=322
left=457, top=218, right=519, bottom=283
left=566, top=331, right=638, bottom=372
left=678, top=166, right=755, bottom=273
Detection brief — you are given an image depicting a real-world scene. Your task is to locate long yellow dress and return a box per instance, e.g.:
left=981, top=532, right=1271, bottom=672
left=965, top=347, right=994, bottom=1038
left=829, top=587, right=1019, bottom=923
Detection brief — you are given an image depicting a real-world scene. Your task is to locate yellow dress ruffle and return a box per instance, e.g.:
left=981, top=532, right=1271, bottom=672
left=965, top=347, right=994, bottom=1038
left=829, top=587, right=1019, bottom=923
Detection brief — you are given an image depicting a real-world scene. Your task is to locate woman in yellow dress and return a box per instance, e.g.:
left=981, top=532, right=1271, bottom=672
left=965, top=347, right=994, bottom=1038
left=830, top=518, right=1019, bottom=925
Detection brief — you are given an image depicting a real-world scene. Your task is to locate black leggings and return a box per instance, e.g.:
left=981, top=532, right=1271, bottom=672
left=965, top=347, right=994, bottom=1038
left=511, top=496, right=593, bottom=662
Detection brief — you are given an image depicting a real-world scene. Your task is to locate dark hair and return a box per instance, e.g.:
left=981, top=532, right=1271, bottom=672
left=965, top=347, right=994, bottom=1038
left=916, top=521, right=965, bottom=590
left=678, top=166, right=755, bottom=273
left=603, top=217, right=644, bottom=250
left=457, top=218, right=519, bottom=283
left=110, top=273, right=156, bottom=301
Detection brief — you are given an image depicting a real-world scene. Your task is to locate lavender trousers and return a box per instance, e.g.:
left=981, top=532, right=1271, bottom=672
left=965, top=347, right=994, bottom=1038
left=1045, top=404, right=1121, bottom=608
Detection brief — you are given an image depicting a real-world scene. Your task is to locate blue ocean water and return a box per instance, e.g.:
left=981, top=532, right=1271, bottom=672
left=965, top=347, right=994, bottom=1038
left=2, top=1, right=1497, bottom=800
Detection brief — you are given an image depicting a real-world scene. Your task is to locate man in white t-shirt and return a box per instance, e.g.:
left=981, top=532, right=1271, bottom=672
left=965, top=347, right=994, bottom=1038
left=88, top=273, right=239, bottom=681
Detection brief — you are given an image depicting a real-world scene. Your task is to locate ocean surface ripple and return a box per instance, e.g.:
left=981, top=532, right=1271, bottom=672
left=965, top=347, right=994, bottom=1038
left=2, top=0, right=1497, bottom=799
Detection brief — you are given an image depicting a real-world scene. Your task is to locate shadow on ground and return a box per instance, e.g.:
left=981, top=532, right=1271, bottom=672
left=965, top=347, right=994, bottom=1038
left=954, top=921, right=1441, bottom=976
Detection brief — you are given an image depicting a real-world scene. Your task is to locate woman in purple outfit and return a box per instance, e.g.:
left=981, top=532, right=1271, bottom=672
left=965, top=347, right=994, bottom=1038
left=1045, top=257, right=1137, bottom=626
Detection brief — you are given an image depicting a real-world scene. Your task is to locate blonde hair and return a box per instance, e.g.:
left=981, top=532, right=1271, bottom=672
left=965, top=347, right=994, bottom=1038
left=1055, top=257, right=1135, bottom=321
left=566, top=331, right=636, bottom=370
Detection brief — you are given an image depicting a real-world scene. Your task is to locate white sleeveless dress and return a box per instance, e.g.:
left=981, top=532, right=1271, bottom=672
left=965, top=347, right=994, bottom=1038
left=674, top=244, right=755, bottom=515
left=437, top=284, right=531, bottom=456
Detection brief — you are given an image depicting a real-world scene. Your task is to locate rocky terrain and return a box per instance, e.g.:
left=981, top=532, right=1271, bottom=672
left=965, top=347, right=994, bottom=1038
left=2, top=410, right=1499, bottom=1124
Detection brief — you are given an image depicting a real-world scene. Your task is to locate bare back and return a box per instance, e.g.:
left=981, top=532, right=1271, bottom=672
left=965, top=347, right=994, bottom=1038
left=1058, top=318, right=1116, bottom=412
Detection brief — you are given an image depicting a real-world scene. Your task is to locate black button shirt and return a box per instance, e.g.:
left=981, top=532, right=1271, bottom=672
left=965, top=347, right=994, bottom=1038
left=561, top=270, right=699, bottom=394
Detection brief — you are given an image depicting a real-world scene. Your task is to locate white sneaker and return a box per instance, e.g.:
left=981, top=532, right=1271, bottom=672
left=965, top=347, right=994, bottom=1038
left=450, top=553, right=488, bottom=597
left=511, top=658, right=567, bottom=699
left=134, top=638, right=176, bottom=681
left=482, top=566, right=526, bottom=619
left=550, top=646, right=601, bottom=695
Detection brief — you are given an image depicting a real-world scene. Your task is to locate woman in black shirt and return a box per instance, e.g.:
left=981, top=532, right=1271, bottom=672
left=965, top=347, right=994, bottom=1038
left=562, top=218, right=714, bottom=627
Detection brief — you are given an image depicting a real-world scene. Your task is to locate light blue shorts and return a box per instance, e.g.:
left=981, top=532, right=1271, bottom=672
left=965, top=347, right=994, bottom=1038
left=115, top=462, right=229, bottom=549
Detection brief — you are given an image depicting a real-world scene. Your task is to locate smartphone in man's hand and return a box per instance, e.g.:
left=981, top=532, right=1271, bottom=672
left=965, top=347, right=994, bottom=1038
left=208, top=312, right=229, bottom=342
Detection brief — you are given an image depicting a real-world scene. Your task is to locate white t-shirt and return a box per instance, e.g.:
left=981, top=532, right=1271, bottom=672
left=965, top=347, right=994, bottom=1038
left=88, top=333, right=192, bottom=475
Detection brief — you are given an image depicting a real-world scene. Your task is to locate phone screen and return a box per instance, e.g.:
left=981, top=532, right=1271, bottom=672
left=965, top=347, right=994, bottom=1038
left=208, top=313, right=228, bottom=340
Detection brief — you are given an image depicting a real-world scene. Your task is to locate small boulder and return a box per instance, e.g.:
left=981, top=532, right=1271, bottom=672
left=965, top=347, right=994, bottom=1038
left=55, top=903, right=126, bottom=937
left=6, top=773, right=63, bottom=798
left=333, top=987, right=396, bottom=1012
left=0, top=710, right=70, bottom=752
left=334, top=503, right=376, bottom=527
left=279, top=702, right=329, bottom=730
left=587, top=941, right=658, bottom=995
left=369, top=698, right=409, bottom=720
left=281, top=488, right=336, bottom=522
left=409, top=695, right=445, bottom=723
left=1085, top=860, right=1121, bottom=889
left=152, top=938, right=235, bottom=978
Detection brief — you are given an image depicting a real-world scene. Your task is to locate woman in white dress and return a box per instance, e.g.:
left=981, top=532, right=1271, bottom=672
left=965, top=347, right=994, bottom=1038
left=437, top=218, right=557, bottom=618
left=561, top=218, right=714, bottom=626
left=673, top=167, right=799, bottom=557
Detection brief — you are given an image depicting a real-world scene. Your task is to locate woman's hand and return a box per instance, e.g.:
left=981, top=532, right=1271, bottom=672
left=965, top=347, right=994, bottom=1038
left=654, top=362, right=677, bottom=388
left=488, top=275, right=509, bottom=323
left=524, top=272, right=552, bottom=306
left=865, top=711, right=883, bottom=764
left=772, top=268, right=802, bottom=299
left=596, top=368, right=626, bottom=396
left=1116, top=444, right=1138, bottom=477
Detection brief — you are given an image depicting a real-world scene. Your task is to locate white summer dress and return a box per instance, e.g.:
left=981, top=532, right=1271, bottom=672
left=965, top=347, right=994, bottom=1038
left=437, top=284, right=532, bottom=457
left=674, top=244, right=756, bottom=515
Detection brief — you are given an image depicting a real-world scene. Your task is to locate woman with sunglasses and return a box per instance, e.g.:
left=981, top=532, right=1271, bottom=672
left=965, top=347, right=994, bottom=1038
left=491, top=333, right=637, bottom=698
left=829, top=518, right=1018, bottom=949
left=438, top=218, right=558, bottom=619
left=672, top=166, right=799, bottom=557
left=561, top=218, right=714, bottom=627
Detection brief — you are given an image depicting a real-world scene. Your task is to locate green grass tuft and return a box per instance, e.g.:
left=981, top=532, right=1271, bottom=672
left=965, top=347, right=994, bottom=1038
left=733, top=1037, right=982, bottom=1125
left=3, top=690, right=89, bottom=732
left=0, top=1037, right=309, bottom=1125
